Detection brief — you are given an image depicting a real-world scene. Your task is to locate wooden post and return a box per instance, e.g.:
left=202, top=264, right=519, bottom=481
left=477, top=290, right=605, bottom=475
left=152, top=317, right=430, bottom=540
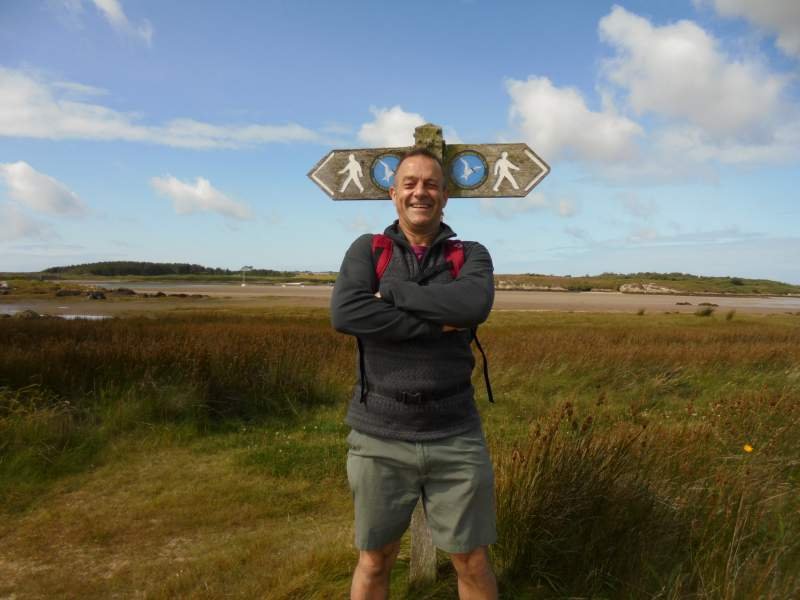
left=407, top=123, right=445, bottom=586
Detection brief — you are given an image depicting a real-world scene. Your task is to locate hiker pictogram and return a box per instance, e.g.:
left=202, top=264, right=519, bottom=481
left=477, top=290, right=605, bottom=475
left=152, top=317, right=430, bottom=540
left=492, top=151, right=520, bottom=192
left=339, top=153, right=364, bottom=193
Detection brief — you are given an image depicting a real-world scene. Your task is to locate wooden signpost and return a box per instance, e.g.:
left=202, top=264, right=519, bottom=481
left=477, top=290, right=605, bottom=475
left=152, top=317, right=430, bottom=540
left=308, top=123, right=549, bottom=201
left=309, top=123, right=549, bottom=585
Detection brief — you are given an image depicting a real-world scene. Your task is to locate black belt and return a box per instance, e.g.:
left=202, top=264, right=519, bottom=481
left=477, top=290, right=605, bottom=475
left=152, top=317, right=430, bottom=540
left=364, top=381, right=472, bottom=405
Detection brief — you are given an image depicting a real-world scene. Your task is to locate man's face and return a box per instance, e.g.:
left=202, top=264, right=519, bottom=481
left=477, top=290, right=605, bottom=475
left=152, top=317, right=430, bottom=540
left=390, top=155, right=448, bottom=233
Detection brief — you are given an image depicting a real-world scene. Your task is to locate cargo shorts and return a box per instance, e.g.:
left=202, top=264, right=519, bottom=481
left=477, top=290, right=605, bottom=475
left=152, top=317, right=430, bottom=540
left=346, top=426, right=497, bottom=554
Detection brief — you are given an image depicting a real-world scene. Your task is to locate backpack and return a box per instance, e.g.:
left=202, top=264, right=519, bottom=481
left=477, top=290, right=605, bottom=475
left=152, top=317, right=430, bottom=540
left=365, top=233, right=494, bottom=403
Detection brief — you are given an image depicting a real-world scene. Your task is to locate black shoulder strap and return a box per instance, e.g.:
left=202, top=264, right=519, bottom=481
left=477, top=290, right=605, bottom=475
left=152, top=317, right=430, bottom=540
left=471, top=327, right=494, bottom=403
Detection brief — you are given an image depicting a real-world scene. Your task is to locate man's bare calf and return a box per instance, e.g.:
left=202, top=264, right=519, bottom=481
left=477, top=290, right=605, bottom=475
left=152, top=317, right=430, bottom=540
left=351, top=541, right=497, bottom=600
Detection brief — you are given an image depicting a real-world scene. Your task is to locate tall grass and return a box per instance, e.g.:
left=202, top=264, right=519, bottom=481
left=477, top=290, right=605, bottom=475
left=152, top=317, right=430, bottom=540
left=0, top=313, right=353, bottom=505
left=493, top=389, right=800, bottom=598
left=2, top=310, right=799, bottom=596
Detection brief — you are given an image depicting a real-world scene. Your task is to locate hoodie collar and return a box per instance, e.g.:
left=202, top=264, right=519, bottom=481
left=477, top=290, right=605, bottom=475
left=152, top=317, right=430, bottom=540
left=384, top=220, right=456, bottom=250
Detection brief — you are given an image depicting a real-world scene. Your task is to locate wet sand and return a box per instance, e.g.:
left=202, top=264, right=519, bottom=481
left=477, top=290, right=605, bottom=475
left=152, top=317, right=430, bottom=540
left=3, top=282, right=799, bottom=317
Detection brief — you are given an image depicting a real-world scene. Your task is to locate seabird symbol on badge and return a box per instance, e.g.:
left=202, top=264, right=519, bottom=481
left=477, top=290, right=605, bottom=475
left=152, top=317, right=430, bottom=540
left=370, top=154, right=400, bottom=191
left=448, top=151, right=488, bottom=190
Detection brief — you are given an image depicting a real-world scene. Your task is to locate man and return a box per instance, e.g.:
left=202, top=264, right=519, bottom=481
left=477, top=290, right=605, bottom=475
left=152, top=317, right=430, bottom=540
left=331, top=148, right=498, bottom=599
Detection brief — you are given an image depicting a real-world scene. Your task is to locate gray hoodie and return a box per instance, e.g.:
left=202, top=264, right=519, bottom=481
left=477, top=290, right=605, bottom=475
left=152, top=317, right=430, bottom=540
left=330, top=221, right=494, bottom=441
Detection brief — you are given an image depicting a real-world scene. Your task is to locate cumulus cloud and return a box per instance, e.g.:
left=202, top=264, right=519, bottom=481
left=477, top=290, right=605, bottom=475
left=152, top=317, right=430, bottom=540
left=150, top=175, right=253, bottom=220
left=599, top=5, right=789, bottom=139
left=0, top=161, right=87, bottom=216
left=527, top=5, right=800, bottom=174
left=0, top=67, right=320, bottom=149
left=358, top=106, right=426, bottom=147
left=0, top=203, right=54, bottom=241
left=699, top=0, right=800, bottom=58
left=506, top=76, right=643, bottom=162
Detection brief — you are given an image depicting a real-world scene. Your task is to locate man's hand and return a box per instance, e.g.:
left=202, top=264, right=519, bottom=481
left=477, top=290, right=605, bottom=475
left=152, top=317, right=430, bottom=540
left=442, top=324, right=466, bottom=333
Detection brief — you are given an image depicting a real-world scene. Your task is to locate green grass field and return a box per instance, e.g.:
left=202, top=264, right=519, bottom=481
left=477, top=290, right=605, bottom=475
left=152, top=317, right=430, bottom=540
left=1, top=309, right=799, bottom=598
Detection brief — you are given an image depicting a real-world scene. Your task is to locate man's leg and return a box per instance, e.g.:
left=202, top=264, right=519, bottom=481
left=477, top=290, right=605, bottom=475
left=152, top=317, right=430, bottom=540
left=450, top=545, right=498, bottom=600
left=351, top=540, right=401, bottom=600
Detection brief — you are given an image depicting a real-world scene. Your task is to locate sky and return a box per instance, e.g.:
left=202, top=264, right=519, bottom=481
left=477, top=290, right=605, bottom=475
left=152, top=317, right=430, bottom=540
left=1, top=0, right=799, bottom=283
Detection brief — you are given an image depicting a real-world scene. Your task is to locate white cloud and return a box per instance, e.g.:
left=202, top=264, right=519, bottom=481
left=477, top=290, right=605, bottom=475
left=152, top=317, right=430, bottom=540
left=89, top=0, right=153, bottom=45
left=506, top=76, right=643, bottom=163
left=54, top=0, right=153, bottom=45
left=150, top=175, right=253, bottom=220
left=52, top=80, right=108, bottom=97
left=0, top=203, right=54, bottom=241
left=0, top=68, right=320, bottom=149
left=700, top=0, right=800, bottom=58
left=480, top=191, right=577, bottom=220
left=535, top=5, right=800, bottom=176
left=599, top=5, right=789, bottom=139
left=358, top=106, right=426, bottom=147
left=0, top=161, right=87, bottom=216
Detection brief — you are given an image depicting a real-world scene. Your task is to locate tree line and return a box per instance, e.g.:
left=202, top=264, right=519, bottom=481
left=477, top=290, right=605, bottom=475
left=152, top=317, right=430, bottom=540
left=43, top=261, right=296, bottom=277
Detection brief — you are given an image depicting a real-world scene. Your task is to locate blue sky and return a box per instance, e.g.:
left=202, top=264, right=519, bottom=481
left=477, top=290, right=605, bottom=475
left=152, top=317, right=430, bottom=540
left=1, top=0, right=799, bottom=282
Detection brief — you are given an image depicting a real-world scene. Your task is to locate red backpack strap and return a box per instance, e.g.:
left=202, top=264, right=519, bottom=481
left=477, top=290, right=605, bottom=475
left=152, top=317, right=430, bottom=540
left=444, top=240, right=465, bottom=279
left=371, top=234, right=393, bottom=280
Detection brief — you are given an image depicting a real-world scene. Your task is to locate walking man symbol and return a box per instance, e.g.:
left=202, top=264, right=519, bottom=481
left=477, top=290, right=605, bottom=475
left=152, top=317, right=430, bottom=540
left=492, top=151, right=520, bottom=192
left=339, top=153, right=364, bottom=193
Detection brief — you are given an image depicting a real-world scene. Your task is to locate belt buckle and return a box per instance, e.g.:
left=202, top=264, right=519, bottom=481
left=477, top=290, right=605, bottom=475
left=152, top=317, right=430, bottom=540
left=400, top=391, right=423, bottom=405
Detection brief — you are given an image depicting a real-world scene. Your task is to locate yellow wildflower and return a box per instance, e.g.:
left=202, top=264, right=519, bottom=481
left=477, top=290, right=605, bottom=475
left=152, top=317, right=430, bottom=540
left=743, top=444, right=753, bottom=453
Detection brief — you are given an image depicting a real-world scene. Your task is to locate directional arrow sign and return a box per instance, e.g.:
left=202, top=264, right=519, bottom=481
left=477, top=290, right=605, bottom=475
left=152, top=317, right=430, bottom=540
left=444, top=143, right=549, bottom=198
left=308, top=147, right=411, bottom=200
left=308, top=143, right=549, bottom=200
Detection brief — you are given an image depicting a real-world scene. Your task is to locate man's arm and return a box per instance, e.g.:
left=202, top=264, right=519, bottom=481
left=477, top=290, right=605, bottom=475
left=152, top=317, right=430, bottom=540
left=330, top=234, right=442, bottom=342
left=377, top=242, right=494, bottom=328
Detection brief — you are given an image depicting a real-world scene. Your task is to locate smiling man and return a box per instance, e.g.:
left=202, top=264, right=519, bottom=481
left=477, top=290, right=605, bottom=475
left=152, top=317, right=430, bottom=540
left=331, top=149, right=498, bottom=599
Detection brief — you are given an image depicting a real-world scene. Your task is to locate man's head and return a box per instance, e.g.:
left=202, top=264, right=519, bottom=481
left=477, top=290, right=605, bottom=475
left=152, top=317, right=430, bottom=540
left=389, top=148, right=448, bottom=237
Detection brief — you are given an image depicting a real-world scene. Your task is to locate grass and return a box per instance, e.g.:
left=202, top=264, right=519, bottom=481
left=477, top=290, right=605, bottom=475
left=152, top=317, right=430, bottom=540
left=1, top=309, right=799, bottom=598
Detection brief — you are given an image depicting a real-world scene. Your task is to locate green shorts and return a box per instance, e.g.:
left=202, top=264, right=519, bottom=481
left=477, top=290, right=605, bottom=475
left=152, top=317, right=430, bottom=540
left=346, top=427, right=496, bottom=553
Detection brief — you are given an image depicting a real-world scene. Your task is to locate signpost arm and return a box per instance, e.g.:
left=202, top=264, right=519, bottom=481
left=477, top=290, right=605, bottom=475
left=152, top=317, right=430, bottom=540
left=407, top=123, right=443, bottom=587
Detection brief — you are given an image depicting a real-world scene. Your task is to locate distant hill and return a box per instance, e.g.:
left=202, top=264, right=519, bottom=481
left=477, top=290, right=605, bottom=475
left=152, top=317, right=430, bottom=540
left=43, top=261, right=296, bottom=278
left=496, top=272, right=800, bottom=296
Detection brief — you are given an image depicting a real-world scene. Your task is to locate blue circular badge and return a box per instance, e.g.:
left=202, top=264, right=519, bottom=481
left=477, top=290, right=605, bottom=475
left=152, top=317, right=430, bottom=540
left=449, top=151, right=488, bottom=189
left=370, top=154, right=400, bottom=191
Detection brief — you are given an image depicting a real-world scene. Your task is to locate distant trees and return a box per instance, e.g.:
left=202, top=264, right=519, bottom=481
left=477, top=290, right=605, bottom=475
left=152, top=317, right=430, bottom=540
left=43, top=261, right=297, bottom=277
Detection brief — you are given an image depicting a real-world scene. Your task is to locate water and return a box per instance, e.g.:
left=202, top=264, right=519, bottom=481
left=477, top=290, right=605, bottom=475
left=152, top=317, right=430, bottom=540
left=0, top=306, right=111, bottom=320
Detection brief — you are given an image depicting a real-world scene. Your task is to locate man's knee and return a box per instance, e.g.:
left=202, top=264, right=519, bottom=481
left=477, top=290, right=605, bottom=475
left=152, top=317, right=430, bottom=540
left=356, top=541, right=401, bottom=579
left=450, top=545, right=492, bottom=579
